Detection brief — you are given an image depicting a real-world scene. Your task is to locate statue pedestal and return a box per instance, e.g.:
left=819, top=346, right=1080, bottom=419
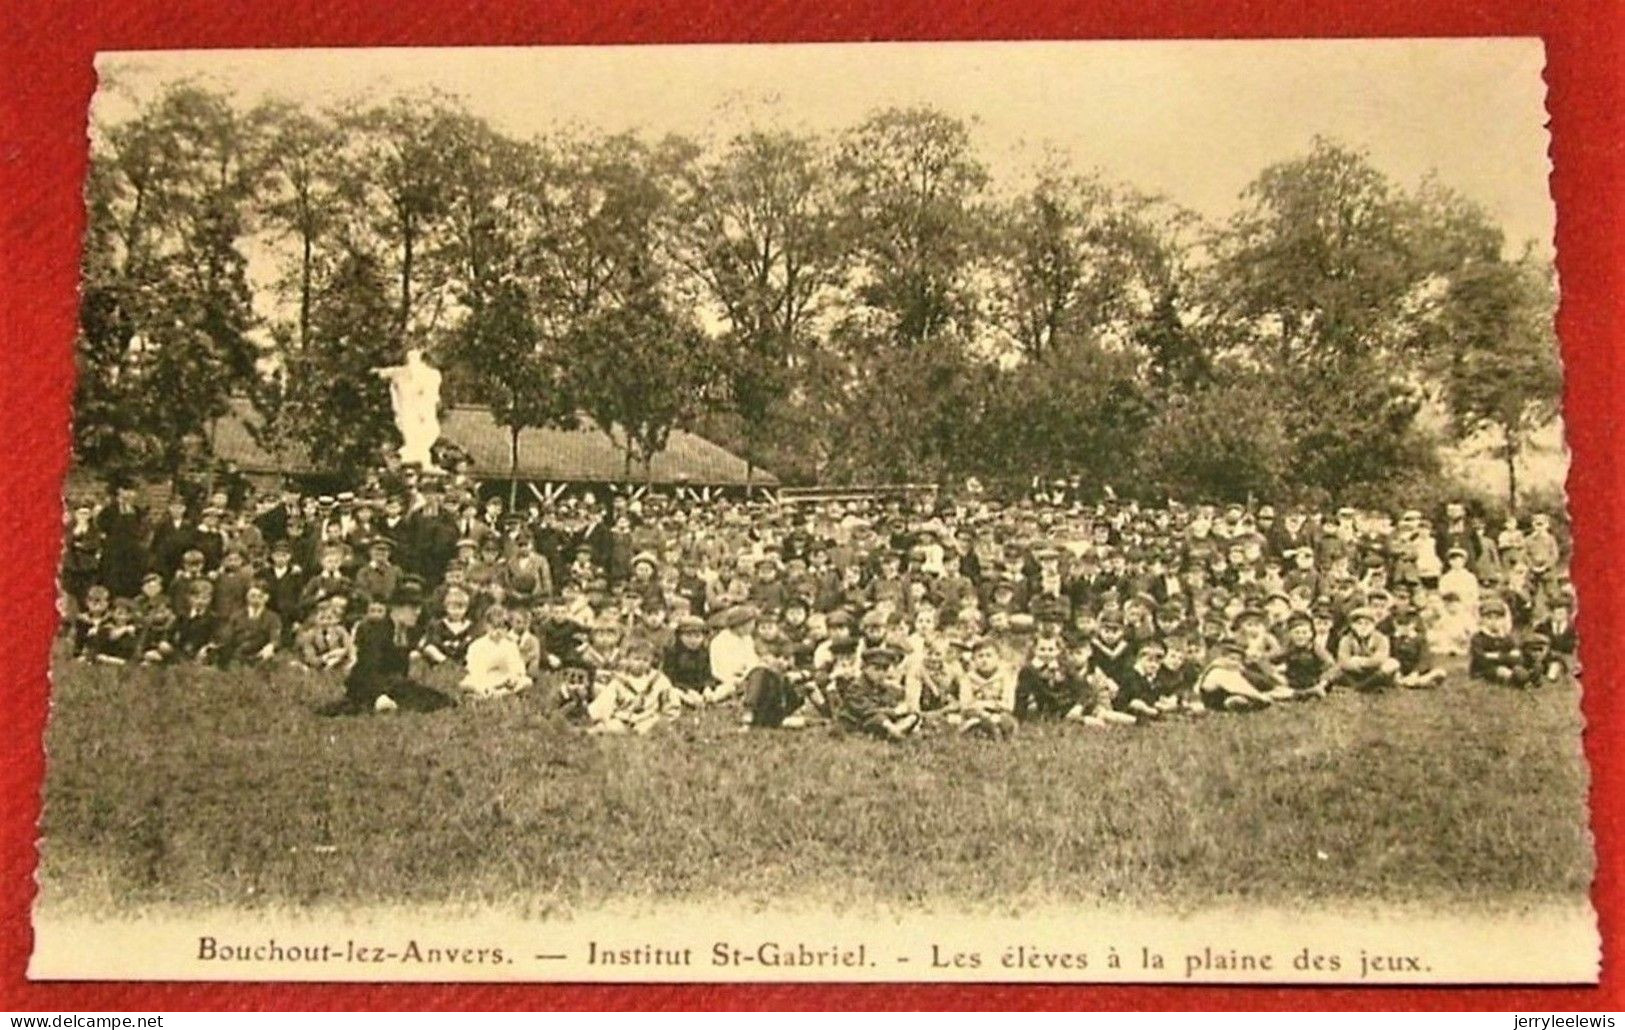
left=399, top=441, right=441, bottom=473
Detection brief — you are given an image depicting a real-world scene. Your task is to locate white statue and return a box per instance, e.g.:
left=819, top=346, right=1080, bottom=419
left=372, top=347, right=444, bottom=470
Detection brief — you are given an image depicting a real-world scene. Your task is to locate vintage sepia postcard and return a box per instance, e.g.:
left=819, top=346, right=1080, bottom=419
left=31, top=38, right=1595, bottom=984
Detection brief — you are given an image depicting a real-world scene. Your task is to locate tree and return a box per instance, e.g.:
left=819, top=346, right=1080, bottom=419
left=1437, top=255, right=1562, bottom=508
left=1272, top=364, right=1439, bottom=501
left=1141, top=375, right=1291, bottom=502
left=438, top=122, right=578, bottom=505
left=452, top=279, right=574, bottom=503
left=834, top=108, right=989, bottom=349
left=971, top=340, right=1151, bottom=491
left=256, top=101, right=347, bottom=357
left=275, top=249, right=400, bottom=478
left=1210, top=138, right=1502, bottom=365
left=672, top=129, right=841, bottom=480
left=824, top=331, right=986, bottom=484
left=987, top=165, right=1153, bottom=361
left=76, top=82, right=265, bottom=477
left=568, top=290, right=714, bottom=483
left=252, top=102, right=350, bottom=469
left=1203, top=137, right=1505, bottom=498
left=1210, top=137, right=1421, bottom=366
left=550, top=133, right=714, bottom=482
left=337, top=95, right=465, bottom=351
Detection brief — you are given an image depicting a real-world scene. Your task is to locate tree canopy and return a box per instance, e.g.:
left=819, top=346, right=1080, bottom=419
left=77, top=84, right=1559, bottom=507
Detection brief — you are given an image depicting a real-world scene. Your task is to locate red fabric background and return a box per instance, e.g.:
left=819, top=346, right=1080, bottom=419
left=1, top=0, right=1620, bottom=1010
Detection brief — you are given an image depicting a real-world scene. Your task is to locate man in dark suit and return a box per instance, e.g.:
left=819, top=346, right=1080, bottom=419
left=95, top=477, right=149, bottom=598
left=261, top=537, right=307, bottom=633
left=573, top=495, right=615, bottom=579
left=327, top=577, right=453, bottom=715
left=251, top=487, right=295, bottom=543
left=214, top=581, right=283, bottom=668
left=148, top=496, right=196, bottom=580
left=400, top=483, right=458, bottom=587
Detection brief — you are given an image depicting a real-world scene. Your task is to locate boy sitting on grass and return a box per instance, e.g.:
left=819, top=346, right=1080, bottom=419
left=1064, top=638, right=1137, bottom=727
left=173, top=578, right=219, bottom=664
left=1088, top=611, right=1133, bottom=691
left=835, top=645, right=919, bottom=742
left=1155, top=634, right=1202, bottom=712
left=1273, top=612, right=1335, bottom=698
left=1388, top=599, right=1446, bottom=689
left=1533, top=593, right=1578, bottom=681
left=587, top=639, right=677, bottom=735
left=950, top=637, right=1017, bottom=739
left=214, top=582, right=281, bottom=669
left=461, top=605, right=533, bottom=699
left=1521, top=632, right=1556, bottom=687
left=296, top=597, right=354, bottom=671
left=1108, top=638, right=1165, bottom=723
left=1016, top=636, right=1078, bottom=721
left=1231, top=607, right=1290, bottom=695
left=71, top=584, right=110, bottom=659
left=1334, top=606, right=1400, bottom=692
left=87, top=597, right=142, bottom=666
left=662, top=615, right=716, bottom=705
left=1469, top=598, right=1531, bottom=688
left=740, top=639, right=811, bottom=730
left=417, top=586, right=476, bottom=668
left=567, top=612, right=625, bottom=704
left=1196, top=638, right=1281, bottom=712
left=137, top=592, right=178, bottom=665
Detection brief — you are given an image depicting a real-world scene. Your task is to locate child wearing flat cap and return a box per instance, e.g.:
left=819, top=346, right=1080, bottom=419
left=1274, top=613, right=1335, bottom=698
left=836, top=645, right=919, bottom=741
left=662, top=615, right=716, bottom=705
left=1334, top=606, right=1400, bottom=691
left=1195, top=638, right=1280, bottom=712
left=1469, top=598, right=1531, bottom=687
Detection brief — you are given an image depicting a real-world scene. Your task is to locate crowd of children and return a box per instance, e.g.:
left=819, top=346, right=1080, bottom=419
left=61, top=467, right=1578, bottom=738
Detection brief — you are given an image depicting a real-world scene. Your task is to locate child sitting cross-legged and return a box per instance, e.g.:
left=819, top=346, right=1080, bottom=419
left=88, top=597, right=142, bottom=666
left=1196, top=637, right=1282, bottom=712
left=297, top=597, right=355, bottom=671
left=835, top=645, right=919, bottom=742
left=1388, top=599, right=1447, bottom=689
left=1272, top=612, right=1335, bottom=698
left=1469, top=598, right=1531, bottom=688
left=137, top=594, right=178, bottom=665
left=1154, top=634, right=1203, bottom=713
left=740, top=638, right=811, bottom=730
left=418, top=586, right=476, bottom=668
left=460, top=605, right=533, bottom=699
left=1015, top=636, right=1079, bottom=721
left=1067, top=638, right=1138, bottom=726
left=1108, top=638, right=1166, bottom=723
left=662, top=615, right=718, bottom=705
left=949, top=637, right=1017, bottom=739
left=587, top=639, right=678, bottom=735
left=71, top=584, right=111, bottom=660
left=1532, top=593, right=1577, bottom=682
left=1334, top=606, right=1400, bottom=691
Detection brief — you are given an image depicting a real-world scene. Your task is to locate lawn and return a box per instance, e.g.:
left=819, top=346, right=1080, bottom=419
left=35, top=655, right=1594, bottom=919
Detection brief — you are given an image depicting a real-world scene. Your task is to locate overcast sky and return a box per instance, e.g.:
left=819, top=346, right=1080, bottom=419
left=96, top=38, right=1553, bottom=253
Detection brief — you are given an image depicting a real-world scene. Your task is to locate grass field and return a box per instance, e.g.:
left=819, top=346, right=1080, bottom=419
left=36, top=655, right=1593, bottom=919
